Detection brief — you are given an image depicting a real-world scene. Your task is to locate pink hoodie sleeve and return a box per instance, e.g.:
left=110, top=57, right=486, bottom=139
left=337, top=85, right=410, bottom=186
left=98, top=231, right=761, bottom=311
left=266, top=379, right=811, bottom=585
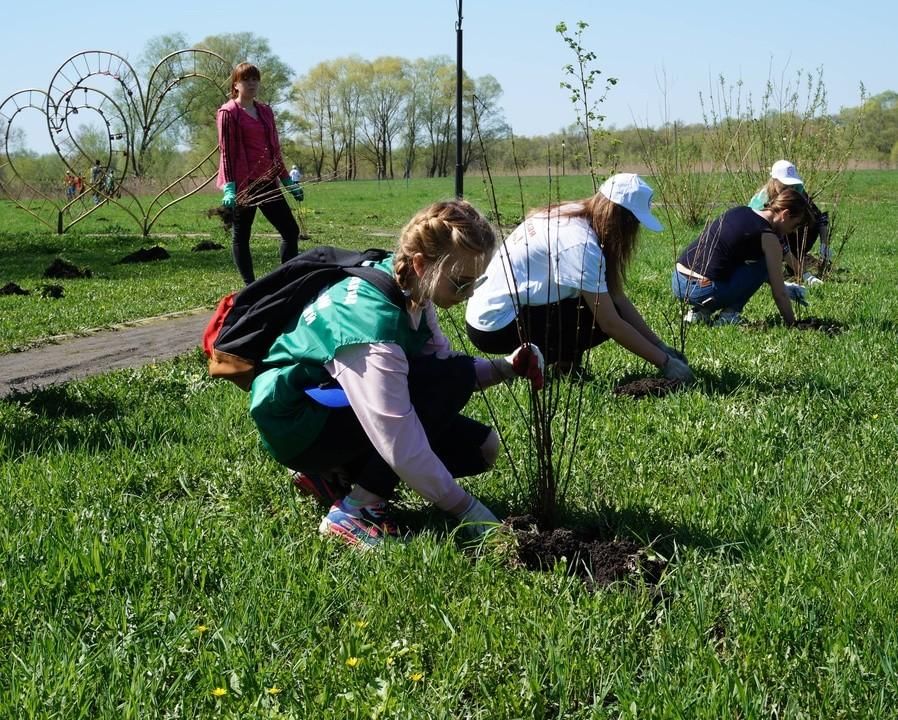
left=324, top=343, right=469, bottom=512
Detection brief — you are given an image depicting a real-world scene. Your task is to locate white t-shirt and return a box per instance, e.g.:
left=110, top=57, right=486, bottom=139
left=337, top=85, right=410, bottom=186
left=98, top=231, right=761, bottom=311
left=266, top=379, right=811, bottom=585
left=465, top=205, right=607, bottom=331
left=289, top=168, right=302, bottom=183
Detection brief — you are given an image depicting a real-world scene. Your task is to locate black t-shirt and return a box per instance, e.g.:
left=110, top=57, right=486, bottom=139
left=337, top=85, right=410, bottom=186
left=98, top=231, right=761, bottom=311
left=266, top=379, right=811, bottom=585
left=678, top=206, right=785, bottom=281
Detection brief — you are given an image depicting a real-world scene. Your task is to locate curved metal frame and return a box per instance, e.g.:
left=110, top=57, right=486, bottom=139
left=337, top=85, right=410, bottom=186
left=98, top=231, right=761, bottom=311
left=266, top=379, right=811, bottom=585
left=1, top=47, right=230, bottom=235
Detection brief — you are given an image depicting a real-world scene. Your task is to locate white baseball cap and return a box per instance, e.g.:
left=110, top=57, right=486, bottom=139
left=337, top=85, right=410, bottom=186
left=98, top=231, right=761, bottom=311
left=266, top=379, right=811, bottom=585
left=770, top=160, right=804, bottom=186
left=598, top=173, right=663, bottom=232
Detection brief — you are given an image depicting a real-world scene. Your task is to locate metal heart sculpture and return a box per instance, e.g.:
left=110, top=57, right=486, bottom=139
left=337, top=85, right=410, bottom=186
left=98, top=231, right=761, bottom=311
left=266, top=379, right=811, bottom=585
left=0, top=88, right=105, bottom=232
left=0, top=48, right=230, bottom=235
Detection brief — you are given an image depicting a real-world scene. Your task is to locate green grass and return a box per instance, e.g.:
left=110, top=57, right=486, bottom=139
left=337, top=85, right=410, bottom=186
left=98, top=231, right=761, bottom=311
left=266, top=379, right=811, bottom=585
left=2, top=171, right=898, bottom=717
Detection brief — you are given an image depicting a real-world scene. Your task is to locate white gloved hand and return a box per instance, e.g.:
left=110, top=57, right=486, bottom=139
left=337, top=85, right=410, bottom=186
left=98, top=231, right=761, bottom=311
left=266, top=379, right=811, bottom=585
left=456, top=496, right=499, bottom=541
left=662, top=356, right=694, bottom=383
left=497, top=343, right=545, bottom=390
left=656, top=339, right=687, bottom=364
left=802, top=271, right=823, bottom=287
left=784, top=281, right=809, bottom=306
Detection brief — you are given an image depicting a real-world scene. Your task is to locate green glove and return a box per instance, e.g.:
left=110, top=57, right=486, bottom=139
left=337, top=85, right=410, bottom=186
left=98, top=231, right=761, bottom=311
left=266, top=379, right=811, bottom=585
left=221, top=182, right=236, bottom=208
left=281, top=177, right=304, bottom=202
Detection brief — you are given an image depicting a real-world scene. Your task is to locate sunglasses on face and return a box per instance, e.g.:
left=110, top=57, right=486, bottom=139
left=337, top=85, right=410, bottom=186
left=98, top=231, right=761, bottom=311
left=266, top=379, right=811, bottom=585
left=447, top=274, right=487, bottom=294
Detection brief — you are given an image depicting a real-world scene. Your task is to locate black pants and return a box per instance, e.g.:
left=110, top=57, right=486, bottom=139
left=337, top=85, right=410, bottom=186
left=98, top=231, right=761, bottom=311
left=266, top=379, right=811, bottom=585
left=286, top=355, right=492, bottom=499
left=231, top=181, right=300, bottom=284
left=466, top=298, right=610, bottom=366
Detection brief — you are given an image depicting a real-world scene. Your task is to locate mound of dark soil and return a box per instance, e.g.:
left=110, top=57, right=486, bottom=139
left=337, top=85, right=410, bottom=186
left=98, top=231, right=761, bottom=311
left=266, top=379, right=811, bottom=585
left=743, top=317, right=847, bottom=336
left=613, top=377, right=682, bottom=398
left=794, top=318, right=847, bottom=336
left=39, top=284, right=65, bottom=299
left=116, top=246, right=171, bottom=264
left=207, top=205, right=236, bottom=229
left=0, top=282, right=29, bottom=296
left=191, top=240, right=224, bottom=252
left=507, top=515, right=665, bottom=589
left=44, top=258, right=92, bottom=279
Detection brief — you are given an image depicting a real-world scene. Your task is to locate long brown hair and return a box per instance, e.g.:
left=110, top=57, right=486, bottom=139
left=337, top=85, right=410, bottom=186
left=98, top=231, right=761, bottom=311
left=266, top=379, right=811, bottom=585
left=229, top=62, right=261, bottom=99
left=765, top=186, right=813, bottom=225
left=536, top=194, right=640, bottom=291
left=393, top=200, right=495, bottom=297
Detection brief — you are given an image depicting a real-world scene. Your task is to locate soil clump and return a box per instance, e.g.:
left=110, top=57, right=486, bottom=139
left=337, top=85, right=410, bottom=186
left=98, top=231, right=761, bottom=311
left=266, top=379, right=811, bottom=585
left=191, top=240, right=224, bottom=252
left=506, top=515, right=665, bottom=589
left=0, top=282, right=29, bottom=296
left=44, top=258, right=92, bottom=279
left=613, top=377, right=682, bottom=398
left=39, top=284, right=65, bottom=299
left=116, top=246, right=171, bottom=264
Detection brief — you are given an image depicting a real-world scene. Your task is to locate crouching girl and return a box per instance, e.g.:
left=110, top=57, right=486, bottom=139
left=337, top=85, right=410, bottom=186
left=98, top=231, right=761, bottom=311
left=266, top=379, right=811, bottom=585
left=249, top=200, right=543, bottom=548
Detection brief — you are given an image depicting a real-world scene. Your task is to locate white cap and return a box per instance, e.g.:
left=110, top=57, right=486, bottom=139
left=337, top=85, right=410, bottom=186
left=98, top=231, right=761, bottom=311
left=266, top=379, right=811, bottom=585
left=291, top=164, right=298, bottom=169
left=598, top=173, right=663, bottom=232
left=770, top=160, right=803, bottom=186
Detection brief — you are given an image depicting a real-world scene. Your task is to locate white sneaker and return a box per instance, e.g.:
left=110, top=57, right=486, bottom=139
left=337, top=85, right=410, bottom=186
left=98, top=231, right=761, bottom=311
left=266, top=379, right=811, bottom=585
left=684, top=307, right=712, bottom=325
left=714, top=310, right=743, bottom=326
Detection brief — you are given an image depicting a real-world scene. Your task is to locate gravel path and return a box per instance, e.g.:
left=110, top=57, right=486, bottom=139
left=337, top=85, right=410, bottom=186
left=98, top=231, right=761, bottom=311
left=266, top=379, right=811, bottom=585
left=0, top=309, right=212, bottom=398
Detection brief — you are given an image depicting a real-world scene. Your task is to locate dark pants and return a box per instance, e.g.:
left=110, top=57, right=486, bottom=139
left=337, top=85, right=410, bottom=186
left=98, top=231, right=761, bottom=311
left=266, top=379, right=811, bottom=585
left=466, top=299, right=610, bottom=366
left=231, top=181, right=300, bottom=284
left=286, top=355, right=492, bottom=499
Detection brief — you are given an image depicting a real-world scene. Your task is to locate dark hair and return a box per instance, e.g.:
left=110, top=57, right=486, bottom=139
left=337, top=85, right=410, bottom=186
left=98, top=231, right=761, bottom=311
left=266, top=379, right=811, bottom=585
left=534, top=194, right=640, bottom=291
left=766, top=186, right=813, bottom=226
left=229, top=62, right=261, bottom=99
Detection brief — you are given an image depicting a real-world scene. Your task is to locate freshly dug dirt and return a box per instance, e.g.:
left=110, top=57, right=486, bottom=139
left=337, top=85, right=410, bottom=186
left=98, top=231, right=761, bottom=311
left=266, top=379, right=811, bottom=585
left=743, top=317, right=847, bottom=336
left=793, top=318, right=847, bottom=335
left=207, top=205, right=236, bottom=229
left=507, top=515, right=666, bottom=589
left=39, top=284, right=65, bottom=299
left=116, top=246, right=171, bottom=264
left=191, top=240, right=224, bottom=252
left=613, top=377, right=682, bottom=398
left=0, top=282, right=29, bottom=296
left=44, top=258, right=92, bottom=279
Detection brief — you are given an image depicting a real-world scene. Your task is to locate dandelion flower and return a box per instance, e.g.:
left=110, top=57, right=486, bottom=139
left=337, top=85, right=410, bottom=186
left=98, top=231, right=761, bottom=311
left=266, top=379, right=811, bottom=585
left=211, top=687, right=227, bottom=697
left=354, top=620, right=369, bottom=629
left=267, top=686, right=282, bottom=695
left=385, top=656, right=395, bottom=667
left=196, top=625, right=208, bottom=634
left=409, top=672, right=424, bottom=682
left=345, top=657, right=361, bottom=668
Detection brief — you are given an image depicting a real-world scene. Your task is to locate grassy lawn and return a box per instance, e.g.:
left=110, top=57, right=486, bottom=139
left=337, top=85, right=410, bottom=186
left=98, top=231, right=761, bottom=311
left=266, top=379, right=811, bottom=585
left=2, top=172, right=897, bottom=717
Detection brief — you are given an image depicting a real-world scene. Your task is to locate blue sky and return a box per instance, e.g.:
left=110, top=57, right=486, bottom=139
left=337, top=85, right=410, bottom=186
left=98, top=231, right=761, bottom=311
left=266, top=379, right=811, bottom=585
left=2, top=0, right=892, bottom=153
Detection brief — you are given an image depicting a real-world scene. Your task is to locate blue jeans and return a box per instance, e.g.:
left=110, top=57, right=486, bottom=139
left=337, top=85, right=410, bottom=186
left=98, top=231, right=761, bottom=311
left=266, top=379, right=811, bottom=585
left=671, top=261, right=769, bottom=313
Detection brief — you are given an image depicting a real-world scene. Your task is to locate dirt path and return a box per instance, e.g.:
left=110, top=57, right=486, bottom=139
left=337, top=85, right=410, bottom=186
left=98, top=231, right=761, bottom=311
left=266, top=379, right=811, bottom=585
left=0, top=309, right=212, bottom=398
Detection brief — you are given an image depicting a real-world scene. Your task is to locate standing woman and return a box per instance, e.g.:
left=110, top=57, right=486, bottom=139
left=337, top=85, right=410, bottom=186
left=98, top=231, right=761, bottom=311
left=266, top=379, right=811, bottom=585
left=465, top=173, right=693, bottom=381
left=217, top=62, right=304, bottom=285
left=249, top=200, right=544, bottom=548
left=672, top=187, right=813, bottom=326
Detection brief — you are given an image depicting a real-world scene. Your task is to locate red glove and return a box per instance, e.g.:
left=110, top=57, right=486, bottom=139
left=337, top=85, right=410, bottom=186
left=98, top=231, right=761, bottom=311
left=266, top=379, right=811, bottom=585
left=507, top=343, right=545, bottom=390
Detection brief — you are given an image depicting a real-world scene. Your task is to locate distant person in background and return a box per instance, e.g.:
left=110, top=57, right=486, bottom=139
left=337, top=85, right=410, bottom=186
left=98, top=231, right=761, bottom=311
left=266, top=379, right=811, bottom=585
left=672, top=187, right=813, bottom=327
left=289, top=164, right=302, bottom=184
left=748, top=160, right=831, bottom=284
left=466, top=173, right=693, bottom=382
left=90, top=160, right=103, bottom=205
left=216, top=62, right=303, bottom=285
left=74, top=174, right=84, bottom=197
left=64, top=172, right=76, bottom=201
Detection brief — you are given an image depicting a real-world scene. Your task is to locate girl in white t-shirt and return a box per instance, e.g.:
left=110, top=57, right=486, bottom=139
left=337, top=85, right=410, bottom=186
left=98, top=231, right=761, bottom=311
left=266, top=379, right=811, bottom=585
left=465, top=173, right=693, bottom=381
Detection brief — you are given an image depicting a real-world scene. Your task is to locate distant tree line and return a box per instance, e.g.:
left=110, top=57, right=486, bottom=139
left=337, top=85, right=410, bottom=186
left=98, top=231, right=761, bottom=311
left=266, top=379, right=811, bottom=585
left=3, top=31, right=897, bottom=193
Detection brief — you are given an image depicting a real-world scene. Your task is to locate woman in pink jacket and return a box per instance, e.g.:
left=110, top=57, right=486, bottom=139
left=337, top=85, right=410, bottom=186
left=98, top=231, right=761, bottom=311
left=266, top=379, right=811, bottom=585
left=217, top=62, right=303, bottom=284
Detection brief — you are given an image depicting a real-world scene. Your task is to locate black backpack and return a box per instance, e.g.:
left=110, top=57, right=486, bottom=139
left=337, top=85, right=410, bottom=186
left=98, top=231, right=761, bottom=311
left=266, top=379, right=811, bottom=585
left=203, top=246, right=404, bottom=390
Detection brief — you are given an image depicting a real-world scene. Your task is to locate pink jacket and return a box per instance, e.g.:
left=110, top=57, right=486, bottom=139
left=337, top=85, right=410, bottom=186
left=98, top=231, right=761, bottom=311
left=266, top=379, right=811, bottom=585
left=216, top=99, right=288, bottom=190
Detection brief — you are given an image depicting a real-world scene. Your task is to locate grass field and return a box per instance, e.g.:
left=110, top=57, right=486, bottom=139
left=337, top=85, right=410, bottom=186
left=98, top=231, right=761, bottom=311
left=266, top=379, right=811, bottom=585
left=2, top=172, right=898, bottom=717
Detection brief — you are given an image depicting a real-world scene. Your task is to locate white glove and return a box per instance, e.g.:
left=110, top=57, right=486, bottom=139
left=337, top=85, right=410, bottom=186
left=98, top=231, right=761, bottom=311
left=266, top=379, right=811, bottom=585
left=662, top=356, right=694, bottom=382
left=497, top=343, right=545, bottom=390
left=656, top=339, right=687, bottom=364
left=456, top=496, right=499, bottom=541
left=802, top=271, right=823, bottom=287
left=784, top=281, right=809, bottom=306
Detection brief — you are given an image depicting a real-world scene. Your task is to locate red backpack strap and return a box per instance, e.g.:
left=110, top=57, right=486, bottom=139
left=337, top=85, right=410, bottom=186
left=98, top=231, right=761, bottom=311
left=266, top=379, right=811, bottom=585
left=202, top=292, right=237, bottom=357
